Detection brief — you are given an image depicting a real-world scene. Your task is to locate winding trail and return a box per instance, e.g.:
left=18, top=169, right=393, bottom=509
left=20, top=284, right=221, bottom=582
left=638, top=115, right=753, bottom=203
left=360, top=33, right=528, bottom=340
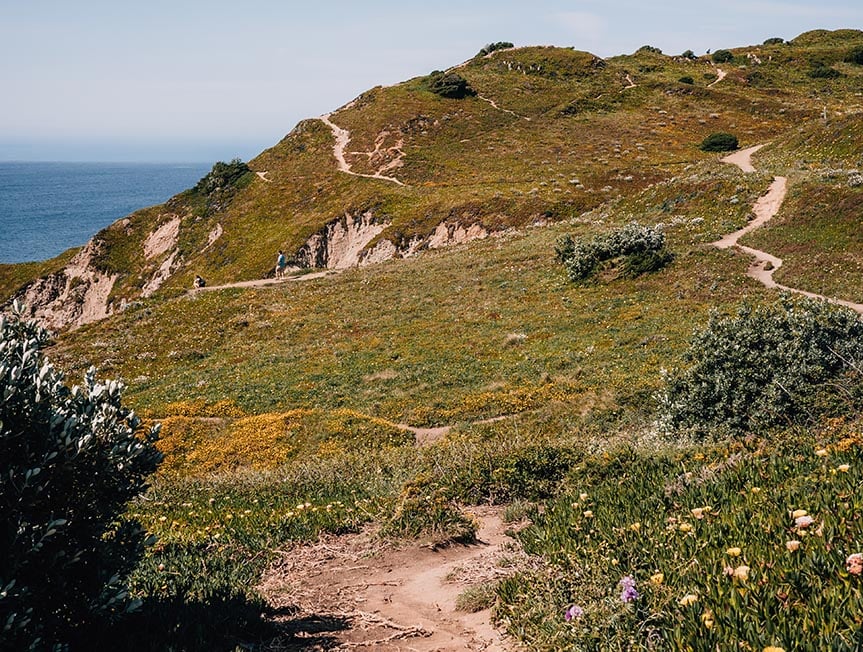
left=707, top=67, right=727, bottom=88
left=713, top=145, right=863, bottom=315
left=193, top=269, right=336, bottom=292
left=259, top=505, right=516, bottom=651
left=318, top=113, right=406, bottom=186
left=476, top=94, right=530, bottom=121
left=623, top=73, right=637, bottom=89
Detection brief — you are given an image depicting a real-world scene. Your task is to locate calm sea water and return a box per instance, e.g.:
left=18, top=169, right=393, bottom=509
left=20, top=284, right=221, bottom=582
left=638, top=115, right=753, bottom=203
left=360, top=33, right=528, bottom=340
left=0, top=162, right=212, bottom=264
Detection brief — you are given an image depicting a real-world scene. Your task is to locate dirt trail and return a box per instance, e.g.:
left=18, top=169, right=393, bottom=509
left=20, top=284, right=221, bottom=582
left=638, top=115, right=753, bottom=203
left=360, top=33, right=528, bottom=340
left=260, top=506, right=517, bottom=651
left=707, top=67, right=727, bottom=88
left=194, top=270, right=335, bottom=292
left=714, top=146, right=863, bottom=315
left=623, top=73, right=637, bottom=89
left=318, top=113, right=406, bottom=186
left=476, top=94, right=530, bottom=121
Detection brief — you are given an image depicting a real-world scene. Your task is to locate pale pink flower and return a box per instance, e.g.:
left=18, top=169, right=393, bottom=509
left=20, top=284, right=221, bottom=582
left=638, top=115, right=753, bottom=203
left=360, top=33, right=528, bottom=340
left=795, top=515, right=814, bottom=529
left=847, top=553, right=863, bottom=576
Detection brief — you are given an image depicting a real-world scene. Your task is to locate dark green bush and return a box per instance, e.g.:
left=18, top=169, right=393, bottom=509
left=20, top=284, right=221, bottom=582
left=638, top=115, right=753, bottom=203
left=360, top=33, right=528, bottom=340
left=808, top=63, right=842, bottom=78
left=429, top=72, right=477, bottom=99
left=681, top=49, right=697, bottom=60
left=658, top=297, right=863, bottom=437
left=846, top=46, right=863, bottom=64
left=763, top=37, right=785, bottom=45
left=699, top=132, right=739, bottom=152
left=678, top=76, right=695, bottom=84
left=0, top=305, right=162, bottom=649
left=477, top=41, right=514, bottom=57
left=193, top=158, right=250, bottom=195
left=638, top=45, right=663, bottom=54
left=712, top=49, right=734, bottom=63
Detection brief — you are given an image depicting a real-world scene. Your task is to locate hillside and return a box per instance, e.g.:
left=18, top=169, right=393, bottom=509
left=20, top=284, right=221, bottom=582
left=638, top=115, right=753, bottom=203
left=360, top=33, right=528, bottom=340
left=2, top=29, right=863, bottom=651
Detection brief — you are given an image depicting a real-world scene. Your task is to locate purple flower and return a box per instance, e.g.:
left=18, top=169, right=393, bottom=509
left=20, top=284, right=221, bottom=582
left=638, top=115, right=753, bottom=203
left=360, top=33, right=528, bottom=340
left=618, top=575, right=640, bottom=603
left=564, top=604, right=584, bottom=621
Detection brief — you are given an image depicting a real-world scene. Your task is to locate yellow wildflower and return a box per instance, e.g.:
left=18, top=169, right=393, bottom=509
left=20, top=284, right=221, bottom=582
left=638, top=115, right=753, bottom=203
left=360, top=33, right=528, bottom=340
left=791, top=509, right=807, bottom=519
left=763, top=647, right=786, bottom=652
left=650, top=572, right=664, bottom=585
left=786, top=540, right=801, bottom=552
left=701, top=609, right=714, bottom=629
left=815, top=448, right=828, bottom=457
left=691, top=507, right=708, bottom=519
left=726, top=547, right=742, bottom=557
left=837, top=464, right=850, bottom=473
left=583, top=510, right=594, bottom=518
left=579, top=492, right=589, bottom=502
left=679, top=522, right=693, bottom=532
left=630, top=522, right=641, bottom=532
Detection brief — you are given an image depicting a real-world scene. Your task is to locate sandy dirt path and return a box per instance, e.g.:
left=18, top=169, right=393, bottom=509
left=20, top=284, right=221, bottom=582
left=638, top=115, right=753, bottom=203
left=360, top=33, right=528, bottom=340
left=193, top=270, right=335, bottom=292
left=707, top=67, right=727, bottom=88
left=318, top=114, right=406, bottom=186
left=260, top=506, right=517, bottom=651
left=714, top=146, right=863, bottom=315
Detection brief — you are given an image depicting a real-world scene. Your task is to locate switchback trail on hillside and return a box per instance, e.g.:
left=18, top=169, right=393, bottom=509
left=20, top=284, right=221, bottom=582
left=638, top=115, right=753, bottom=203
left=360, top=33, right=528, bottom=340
left=318, top=113, right=406, bottom=186
left=714, top=145, right=863, bottom=315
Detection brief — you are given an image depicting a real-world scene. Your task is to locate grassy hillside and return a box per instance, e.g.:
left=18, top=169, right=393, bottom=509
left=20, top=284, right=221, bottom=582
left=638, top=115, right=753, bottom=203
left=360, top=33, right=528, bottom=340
left=5, top=28, right=863, bottom=651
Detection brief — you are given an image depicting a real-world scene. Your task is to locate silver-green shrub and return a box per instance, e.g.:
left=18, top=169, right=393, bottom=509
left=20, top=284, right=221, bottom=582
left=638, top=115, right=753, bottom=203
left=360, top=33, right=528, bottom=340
left=555, top=222, right=668, bottom=281
left=658, top=296, right=863, bottom=437
left=0, top=303, right=161, bottom=650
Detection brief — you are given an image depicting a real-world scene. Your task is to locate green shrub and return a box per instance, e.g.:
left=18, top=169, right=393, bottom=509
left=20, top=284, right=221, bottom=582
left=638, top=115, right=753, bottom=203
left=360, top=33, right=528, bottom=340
left=0, top=305, right=162, bottom=649
left=846, top=46, right=863, bottom=64
left=763, top=37, right=785, bottom=45
left=678, top=76, right=695, bottom=85
left=658, top=297, right=863, bottom=437
left=429, top=72, right=477, bottom=99
left=192, top=158, right=250, bottom=195
left=477, top=41, right=514, bottom=57
left=700, top=132, right=739, bottom=152
left=555, top=223, right=670, bottom=282
left=638, top=45, right=663, bottom=55
left=681, top=50, right=697, bottom=60
left=712, top=49, right=734, bottom=63
left=808, top=63, right=842, bottom=78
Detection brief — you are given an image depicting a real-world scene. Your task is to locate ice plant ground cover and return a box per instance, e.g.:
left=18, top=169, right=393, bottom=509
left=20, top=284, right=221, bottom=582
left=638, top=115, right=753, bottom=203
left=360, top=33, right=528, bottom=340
left=495, top=423, right=863, bottom=651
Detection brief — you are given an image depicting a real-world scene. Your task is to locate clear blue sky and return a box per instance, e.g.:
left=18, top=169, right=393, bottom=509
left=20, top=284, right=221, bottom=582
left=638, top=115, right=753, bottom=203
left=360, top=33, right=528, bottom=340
left=2, top=0, right=860, bottom=162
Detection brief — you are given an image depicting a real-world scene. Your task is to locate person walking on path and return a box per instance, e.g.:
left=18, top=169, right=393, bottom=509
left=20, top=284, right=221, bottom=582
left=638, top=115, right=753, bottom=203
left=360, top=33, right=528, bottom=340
left=275, top=250, right=287, bottom=279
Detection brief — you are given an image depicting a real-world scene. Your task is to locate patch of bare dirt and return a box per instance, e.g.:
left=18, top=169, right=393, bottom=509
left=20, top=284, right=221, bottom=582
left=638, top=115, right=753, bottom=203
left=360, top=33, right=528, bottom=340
left=258, top=506, right=521, bottom=651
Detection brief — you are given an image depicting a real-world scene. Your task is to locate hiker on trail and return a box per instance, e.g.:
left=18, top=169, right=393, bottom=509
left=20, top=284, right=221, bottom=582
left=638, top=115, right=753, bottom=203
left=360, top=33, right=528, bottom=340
left=193, top=275, right=206, bottom=288
left=275, top=250, right=287, bottom=279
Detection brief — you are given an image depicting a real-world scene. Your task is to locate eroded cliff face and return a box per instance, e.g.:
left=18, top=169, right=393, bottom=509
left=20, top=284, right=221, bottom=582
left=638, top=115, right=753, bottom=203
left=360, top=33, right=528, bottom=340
left=13, top=241, right=118, bottom=332
left=294, top=212, right=491, bottom=270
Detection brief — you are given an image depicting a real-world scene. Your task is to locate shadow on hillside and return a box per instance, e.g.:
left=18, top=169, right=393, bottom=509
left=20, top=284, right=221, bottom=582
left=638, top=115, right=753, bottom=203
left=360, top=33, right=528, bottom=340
left=80, top=595, right=349, bottom=651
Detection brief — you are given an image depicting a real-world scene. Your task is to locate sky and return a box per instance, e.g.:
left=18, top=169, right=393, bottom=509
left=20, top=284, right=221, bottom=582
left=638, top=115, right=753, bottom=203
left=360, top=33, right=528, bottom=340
left=2, top=0, right=861, bottom=163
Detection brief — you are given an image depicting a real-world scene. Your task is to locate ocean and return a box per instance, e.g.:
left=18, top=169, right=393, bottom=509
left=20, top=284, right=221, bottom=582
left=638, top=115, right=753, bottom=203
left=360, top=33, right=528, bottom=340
left=0, top=161, right=212, bottom=264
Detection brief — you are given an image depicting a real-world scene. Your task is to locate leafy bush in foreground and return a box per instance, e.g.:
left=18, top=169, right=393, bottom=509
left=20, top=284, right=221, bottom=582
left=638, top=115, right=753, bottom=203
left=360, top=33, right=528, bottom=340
left=699, top=132, right=739, bottom=152
left=498, top=432, right=863, bottom=651
left=555, top=222, right=669, bottom=282
left=658, top=297, right=863, bottom=437
left=0, top=305, right=161, bottom=650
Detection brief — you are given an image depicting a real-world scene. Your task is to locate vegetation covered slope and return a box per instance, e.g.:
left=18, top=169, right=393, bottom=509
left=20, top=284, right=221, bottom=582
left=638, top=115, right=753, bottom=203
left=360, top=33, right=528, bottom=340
left=2, top=29, right=863, bottom=651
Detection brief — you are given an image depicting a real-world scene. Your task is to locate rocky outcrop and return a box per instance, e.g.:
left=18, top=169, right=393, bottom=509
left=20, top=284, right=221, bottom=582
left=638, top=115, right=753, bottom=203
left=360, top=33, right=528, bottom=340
left=294, top=212, right=493, bottom=271
left=294, top=212, right=392, bottom=269
left=11, top=240, right=118, bottom=332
